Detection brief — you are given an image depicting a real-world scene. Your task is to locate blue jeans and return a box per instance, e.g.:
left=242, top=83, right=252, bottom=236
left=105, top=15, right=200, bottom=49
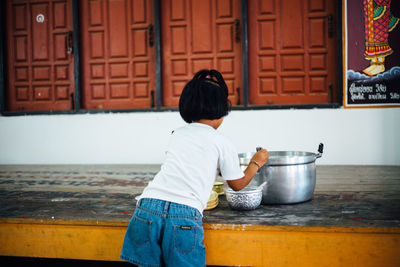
left=120, top=198, right=206, bottom=267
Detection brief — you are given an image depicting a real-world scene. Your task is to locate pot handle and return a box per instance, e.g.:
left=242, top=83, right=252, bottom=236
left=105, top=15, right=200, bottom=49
left=316, top=143, right=324, bottom=158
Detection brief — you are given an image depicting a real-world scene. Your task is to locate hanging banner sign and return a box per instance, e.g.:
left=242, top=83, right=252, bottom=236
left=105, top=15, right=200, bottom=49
left=344, top=0, right=400, bottom=108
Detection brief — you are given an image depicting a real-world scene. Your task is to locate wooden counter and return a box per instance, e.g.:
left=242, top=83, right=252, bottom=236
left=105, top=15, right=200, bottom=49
left=1, top=165, right=399, bottom=266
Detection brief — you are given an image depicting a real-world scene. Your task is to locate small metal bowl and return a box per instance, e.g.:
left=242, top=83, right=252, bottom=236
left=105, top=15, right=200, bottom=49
left=213, top=181, right=224, bottom=195
left=225, top=187, right=262, bottom=211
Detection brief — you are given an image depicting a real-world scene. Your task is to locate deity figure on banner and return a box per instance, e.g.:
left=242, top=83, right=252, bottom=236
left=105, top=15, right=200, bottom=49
left=362, top=0, right=399, bottom=76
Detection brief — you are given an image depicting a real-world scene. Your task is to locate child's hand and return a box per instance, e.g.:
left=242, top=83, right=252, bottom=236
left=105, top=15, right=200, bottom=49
left=229, top=148, right=269, bottom=191
left=251, top=149, right=269, bottom=168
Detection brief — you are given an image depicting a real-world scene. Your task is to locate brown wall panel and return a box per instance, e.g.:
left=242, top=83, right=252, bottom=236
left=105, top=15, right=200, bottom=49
left=249, top=0, right=337, bottom=105
left=81, top=0, right=155, bottom=110
left=6, top=0, right=74, bottom=112
left=161, top=0, right=242, bottom=107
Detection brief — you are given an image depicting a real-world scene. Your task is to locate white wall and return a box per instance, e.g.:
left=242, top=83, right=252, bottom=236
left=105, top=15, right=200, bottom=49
left=0, top=108, right=399, bottom=165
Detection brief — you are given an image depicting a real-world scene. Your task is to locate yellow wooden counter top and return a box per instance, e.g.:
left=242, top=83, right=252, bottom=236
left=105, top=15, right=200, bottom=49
left=1, top=165, right=399, bottom=266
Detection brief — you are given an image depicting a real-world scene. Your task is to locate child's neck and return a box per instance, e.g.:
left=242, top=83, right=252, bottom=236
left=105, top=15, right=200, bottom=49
left=194, top=118, right=223, bottom=130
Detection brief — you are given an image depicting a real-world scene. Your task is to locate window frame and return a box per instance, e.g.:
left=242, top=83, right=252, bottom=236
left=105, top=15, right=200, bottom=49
left=0, top=0, right=342, bottom=117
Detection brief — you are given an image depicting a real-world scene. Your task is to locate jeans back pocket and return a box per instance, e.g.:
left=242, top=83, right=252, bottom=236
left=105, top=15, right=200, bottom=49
left=132, top=215, right=152, bottom=246
left=173, top=225, right=198, bottom=254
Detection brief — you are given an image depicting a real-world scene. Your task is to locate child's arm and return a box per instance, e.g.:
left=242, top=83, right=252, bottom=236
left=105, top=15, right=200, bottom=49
left=227, top=149, right=269, bottom=191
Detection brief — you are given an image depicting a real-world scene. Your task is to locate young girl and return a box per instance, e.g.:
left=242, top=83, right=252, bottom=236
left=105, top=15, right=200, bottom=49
left=120, top=69, right=269, bottom=267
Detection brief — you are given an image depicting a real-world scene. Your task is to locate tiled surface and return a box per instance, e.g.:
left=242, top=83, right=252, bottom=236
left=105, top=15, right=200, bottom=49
left=1, top=165, right=399, bottom=227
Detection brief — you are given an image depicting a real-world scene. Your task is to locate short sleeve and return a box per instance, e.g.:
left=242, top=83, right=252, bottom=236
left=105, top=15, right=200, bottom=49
left=218, top=138, right=245, bottom=181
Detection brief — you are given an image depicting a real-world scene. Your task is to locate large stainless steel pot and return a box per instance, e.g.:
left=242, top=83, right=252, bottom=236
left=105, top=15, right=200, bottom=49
left=239, top=144, right=323, bottom=204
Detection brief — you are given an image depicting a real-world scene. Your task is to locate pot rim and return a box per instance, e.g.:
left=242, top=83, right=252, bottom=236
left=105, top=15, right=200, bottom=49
left=239, top=151, right=320, bottom=166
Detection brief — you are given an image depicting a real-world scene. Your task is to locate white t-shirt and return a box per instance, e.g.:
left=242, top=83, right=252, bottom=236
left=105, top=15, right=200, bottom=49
left=139, top=122, right=244, bottom=213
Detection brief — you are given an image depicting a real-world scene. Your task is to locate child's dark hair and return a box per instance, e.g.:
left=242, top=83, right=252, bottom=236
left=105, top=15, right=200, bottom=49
left=179, top=69, right=232, bottom=123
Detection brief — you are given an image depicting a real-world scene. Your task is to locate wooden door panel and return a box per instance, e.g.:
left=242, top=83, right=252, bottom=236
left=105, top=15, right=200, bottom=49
left=31, top=4, right=49, bottom=60
left=6, top=0, right=74, bottom=111
left=248, top=0, right=337, bottom=105
left=192, top=0, right=212, bottom=53
left=161, top=0, right=242, bottom=107
left=81, top=0, right=155, bottom=110
left=281, top=0, right=303, bottom=49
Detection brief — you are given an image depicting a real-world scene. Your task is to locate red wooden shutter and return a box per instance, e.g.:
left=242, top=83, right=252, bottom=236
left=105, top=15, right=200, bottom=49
left=6, top=0, right=74, bottom=111
left=248, top=0, right=337, bottom=105
left=80, top=0, right=155, bottom=110
left=161, top=0, right=242, bottom=107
